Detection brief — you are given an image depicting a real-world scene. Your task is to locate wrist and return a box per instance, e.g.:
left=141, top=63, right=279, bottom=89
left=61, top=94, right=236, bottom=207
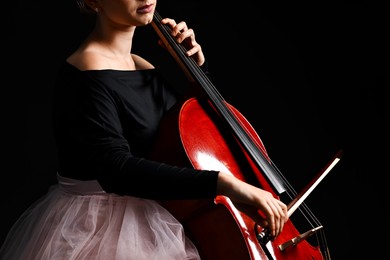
left=216, top=172, right=235, bottom=196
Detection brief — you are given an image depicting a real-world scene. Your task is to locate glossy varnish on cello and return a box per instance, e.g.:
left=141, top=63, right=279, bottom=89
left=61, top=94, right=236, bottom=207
left=148, top=10, right=340, bottom=259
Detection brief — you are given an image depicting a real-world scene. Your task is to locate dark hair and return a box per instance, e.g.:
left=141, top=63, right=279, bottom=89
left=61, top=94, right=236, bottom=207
left=76, top=0, right=95, bottom=14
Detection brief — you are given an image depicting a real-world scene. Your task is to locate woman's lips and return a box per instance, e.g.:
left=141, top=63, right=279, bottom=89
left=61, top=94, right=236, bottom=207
left=137, top=4, right=154, bottom=14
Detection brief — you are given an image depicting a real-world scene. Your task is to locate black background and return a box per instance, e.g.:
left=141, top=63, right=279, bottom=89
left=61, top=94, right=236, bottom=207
left=1, top=1, right=388, bottom=259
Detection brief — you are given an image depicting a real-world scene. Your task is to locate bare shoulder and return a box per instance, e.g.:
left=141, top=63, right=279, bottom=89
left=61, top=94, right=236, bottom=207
left=132, top=54, right=154, bottom=70
left=66, top=51, right=111, bottom=71
left=67, top=51, right=155, bottom=71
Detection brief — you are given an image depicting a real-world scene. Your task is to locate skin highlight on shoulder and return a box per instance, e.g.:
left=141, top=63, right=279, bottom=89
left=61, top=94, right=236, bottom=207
left=132, top=53, right=154, bottom=70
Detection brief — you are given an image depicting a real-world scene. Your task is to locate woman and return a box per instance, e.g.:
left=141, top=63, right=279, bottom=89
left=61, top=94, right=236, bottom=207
left=0, top=0, right=288, bottom=259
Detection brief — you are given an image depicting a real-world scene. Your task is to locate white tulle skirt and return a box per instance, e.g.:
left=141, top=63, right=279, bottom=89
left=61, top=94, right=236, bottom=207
left=0, top=174, right=200, bottom=260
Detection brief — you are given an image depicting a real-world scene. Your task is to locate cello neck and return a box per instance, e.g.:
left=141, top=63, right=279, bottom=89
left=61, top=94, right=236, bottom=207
left=151, top=10, right=286, bottom=194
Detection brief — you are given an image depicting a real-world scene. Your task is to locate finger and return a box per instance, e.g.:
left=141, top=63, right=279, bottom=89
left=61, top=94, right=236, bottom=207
left=172, top=25, right=192, bottom=43
left=161, top=19, right=188, bottom=36
left=272, top=200, right=287, bottom=238
left=270, top=202, right=282, bottom=238
left=235, top=201, right=277, bottom=237
left=266, top=200, right=283, bottom=238
left=161, top=18, right=176, bottom=27
left=186, top=43, right=200, bottom=56
left=172, top=21, right=188, bottom=36
left=278, top=201, right=288, bottom=234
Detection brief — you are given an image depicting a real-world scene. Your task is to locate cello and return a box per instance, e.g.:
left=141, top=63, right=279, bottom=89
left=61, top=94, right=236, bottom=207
left=148, top=10, right=341, bottom=259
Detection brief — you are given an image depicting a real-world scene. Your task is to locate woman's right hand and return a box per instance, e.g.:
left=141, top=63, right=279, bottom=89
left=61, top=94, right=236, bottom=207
left=217, top=171, right=288, bottom=240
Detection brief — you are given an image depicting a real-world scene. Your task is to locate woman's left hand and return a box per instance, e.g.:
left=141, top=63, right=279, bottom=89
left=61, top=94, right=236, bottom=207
left=160, top=18, right=205, bottom=67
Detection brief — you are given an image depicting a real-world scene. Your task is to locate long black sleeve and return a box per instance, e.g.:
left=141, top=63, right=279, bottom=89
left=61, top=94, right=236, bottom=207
left=53, top=62, right=219, bottom=200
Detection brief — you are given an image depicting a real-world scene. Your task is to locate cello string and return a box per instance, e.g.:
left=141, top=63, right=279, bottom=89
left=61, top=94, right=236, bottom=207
left=153, top=9, right=327, bottom=243
left=266, top=157, right=322, bottom=228
left=154, top=11, right=321, bottom=226
left=153, top=13, right=288, bottom=193
left=153, top=12, right=223, bottom=101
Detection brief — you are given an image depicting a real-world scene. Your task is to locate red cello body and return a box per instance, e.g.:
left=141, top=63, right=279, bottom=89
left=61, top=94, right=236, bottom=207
left=149, top=11, right=333, bottom=259
left=150, top=97, right=326, bottom=259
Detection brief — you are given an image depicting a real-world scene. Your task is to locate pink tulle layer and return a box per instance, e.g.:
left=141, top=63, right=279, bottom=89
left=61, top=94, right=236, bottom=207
left=0, top=174, right=200, bottom=260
